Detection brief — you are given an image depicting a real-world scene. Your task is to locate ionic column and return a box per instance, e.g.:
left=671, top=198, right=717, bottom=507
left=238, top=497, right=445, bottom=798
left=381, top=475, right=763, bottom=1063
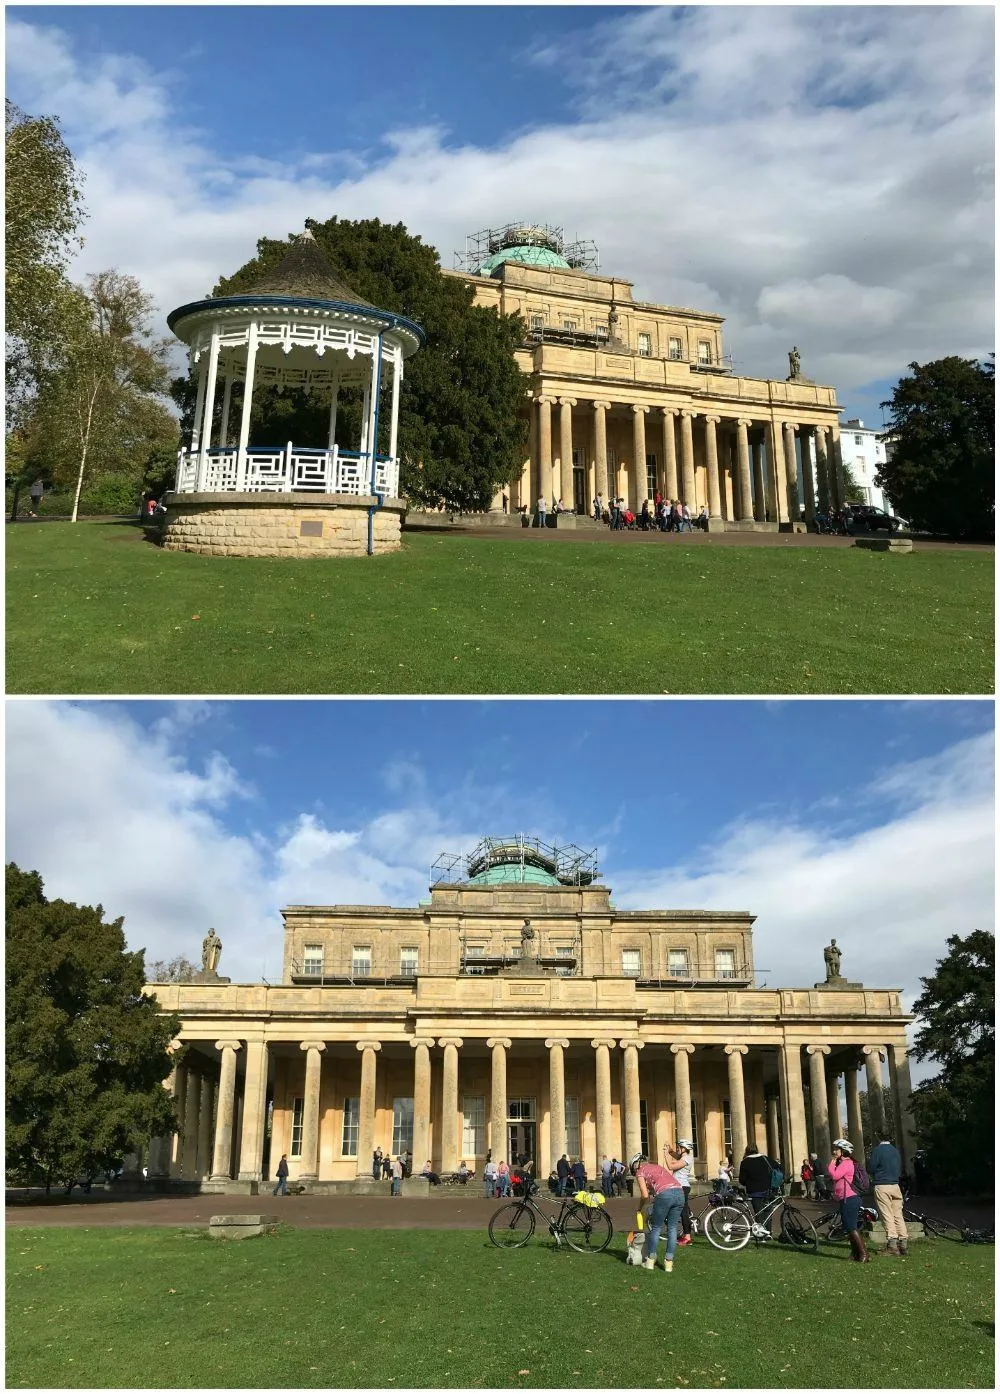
left=545, top=1038, right=570, bottom=1170
left=735, top=419, right=754, bottom=522
left=536, top=397, right=553, bottom=507
left=806, top=1045, right=831, bottom=1161
left=182, top=1070, right=201, bottom=1178
left=863, top=1046, right=887, bottom=1139
left=629, top=405, right=648, bottom=510
left=197, top=1077, right=215, bottom=1178
left=410, top=1037, right=434, bottom=1173
left=439, top=1037, right=464, bottom=1172
left=620, top=1039, right=644, bottom=1164
left=829, top=424, right=845, bottom=510
left=815, top=427, right=831, bottom=513
left=558, top=398, right=576, bottom=511
left=211, top=1040, right=242, bottom=1181
left=170, top=1059, right=188, bottom=1175
left=751, top=434, right=766, bottom=521
left=767, top=420, right=789, bottom=523
left=765, top=1094, right=781, bottom=1166
left=355, top=1042, right=381, bottom=1179
left=778, top=1044, right=809, bottom=1187
left=670, top=1043, right=695, bottom=1144
left=724, top=1044, right=749, bottom=1162
left=845, top=1054, right=865, bottom=1158
left=661, top=408, right=679, bottom=499
left=298, top=1040, right=327, bottom=1181
left=825, top=1068, right=842, bottom=1142
left=592, top=401, right=611, bottom=501
left=782, top=422, right=801, bottom=523
left=679, top=410, right=696, bottom=508
left=238, top=1040, right=269, bottom=1182
left=703, top=415, right=722, bottom=522
left=487, top=1038, right=512, bottom=1164
left=799, top=427, right=816, bottom=524
left=888, top=1044, right=917, bottom=1174
left=592, top=1038, right=617, bottom=1165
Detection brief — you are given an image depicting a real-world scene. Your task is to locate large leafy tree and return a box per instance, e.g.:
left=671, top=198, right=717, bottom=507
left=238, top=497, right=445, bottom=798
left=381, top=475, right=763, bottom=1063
left=878, top=356, right=994, bottom=539
left=909, top=931, right=994, bottom=1194
left=5, top=100, right=86, bottom=433
left=207, top=216, right=529, bottom=510
left=5, top=864, right=180, bottom=1191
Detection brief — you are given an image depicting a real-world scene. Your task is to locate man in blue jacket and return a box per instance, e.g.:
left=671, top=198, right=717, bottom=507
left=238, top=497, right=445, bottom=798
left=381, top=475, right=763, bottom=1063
left=556, top=1154, right=571, bottom=1195
left=868, top=1136, right=907, bottom=1256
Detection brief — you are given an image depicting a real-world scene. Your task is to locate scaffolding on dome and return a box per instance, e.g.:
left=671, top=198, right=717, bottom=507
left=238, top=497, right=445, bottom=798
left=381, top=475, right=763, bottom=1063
left=430, top=835, right=600, bottom=887
left=454, top=222, right=600, bottom=275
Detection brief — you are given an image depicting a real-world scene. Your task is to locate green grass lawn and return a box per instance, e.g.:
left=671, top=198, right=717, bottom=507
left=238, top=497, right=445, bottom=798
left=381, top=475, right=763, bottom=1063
left=6, top=1226, right=994, bottom=1388
left=5, top=521, right=994, bottom=694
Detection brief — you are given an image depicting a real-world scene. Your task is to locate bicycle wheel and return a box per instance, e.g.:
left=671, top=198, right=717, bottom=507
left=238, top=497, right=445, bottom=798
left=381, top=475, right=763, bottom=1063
left=563, top=1204, right=614, bottom=1253
left=923, top=1215, right=964, bottom=1242
left=780, top=1206, right=818, bottom=1252
left=488, top=1202, right=535, bottom=1249
left=704, top=1205, right=752, bottom=1252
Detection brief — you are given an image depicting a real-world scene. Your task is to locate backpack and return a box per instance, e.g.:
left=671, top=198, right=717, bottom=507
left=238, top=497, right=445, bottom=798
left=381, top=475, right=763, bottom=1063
left=852, top=1160, right=871, bottom=1194
left=770, top=1166, right=785, bottom=1190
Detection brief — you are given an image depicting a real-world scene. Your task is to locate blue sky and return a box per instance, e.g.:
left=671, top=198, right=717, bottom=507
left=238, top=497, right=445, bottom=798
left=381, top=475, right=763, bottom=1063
left=7, top=5, right=993, bottom=428
left=6, top=699, right=994, bottom=1049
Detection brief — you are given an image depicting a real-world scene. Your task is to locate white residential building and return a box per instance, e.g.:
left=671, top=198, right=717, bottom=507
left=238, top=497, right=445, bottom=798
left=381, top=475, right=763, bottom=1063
left=840, top=419, right=892, bottom=511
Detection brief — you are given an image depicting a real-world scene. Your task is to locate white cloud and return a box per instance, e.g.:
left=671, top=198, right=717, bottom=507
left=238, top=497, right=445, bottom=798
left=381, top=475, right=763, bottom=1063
left=5, top=6, right=993, bottom=398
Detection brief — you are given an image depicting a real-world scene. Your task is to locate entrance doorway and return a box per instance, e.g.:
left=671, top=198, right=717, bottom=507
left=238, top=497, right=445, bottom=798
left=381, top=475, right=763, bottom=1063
left=507, top=1097, right=536, bottom=1169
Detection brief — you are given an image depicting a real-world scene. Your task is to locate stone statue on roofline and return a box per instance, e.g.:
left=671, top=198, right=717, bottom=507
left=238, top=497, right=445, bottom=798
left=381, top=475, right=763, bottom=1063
left=788, top=346, right=802, bottom=380
left=823, top=937, right=842, bottom=982
left=201, top=928, right=222, bottom=975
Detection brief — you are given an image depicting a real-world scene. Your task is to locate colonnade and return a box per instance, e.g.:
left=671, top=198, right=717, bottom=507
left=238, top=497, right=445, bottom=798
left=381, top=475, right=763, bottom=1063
left=522, top=396, right=845, bottom=523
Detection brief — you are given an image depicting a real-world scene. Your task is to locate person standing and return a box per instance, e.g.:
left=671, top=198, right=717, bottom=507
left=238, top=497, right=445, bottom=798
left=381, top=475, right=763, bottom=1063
left=829, top=1138, right=870, bottom=1263
left=484, top=1154, right=498, bottom=1199
left=537, top=496, right=548, bottom=529
left=556, top=1154, right=571, bottom=1196
left=496, top=1158, right=510, bottom=1197
left=667, top=1140, right=695, bottom=1244
left=273, top=1154, right=289, bottom=1197
left=630, top=1150, right=687, bottom=1273
left=391, top=1155, right=404, bottom=1197
left=29, top=478, right=44, bottom=517
left=868, top=1135, right=908, bottom=1256
left=800, top=1157, right=814, bottom=1199
left=571, top=1156, right=587, bottom=1192
left=372, top=1146, right=383, bottom=1181
left=600, top=1155, right=613, bottom=1198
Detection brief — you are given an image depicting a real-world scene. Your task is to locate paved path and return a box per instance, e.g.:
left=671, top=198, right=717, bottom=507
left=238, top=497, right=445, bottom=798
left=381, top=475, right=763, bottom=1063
left=6, top=1188, right=992, bottom=1230
left=407, top=524, right=990, bottom=554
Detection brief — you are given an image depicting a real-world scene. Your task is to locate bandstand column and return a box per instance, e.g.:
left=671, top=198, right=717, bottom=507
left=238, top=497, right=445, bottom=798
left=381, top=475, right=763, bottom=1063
left=845, top=1055, right=865, bottom=1158
left=388, top=348, right=402, bottom=466
left=197, top=1077, right=215, bottom=1178
left=620, top=1039, right=644, bottom=1164
left=704, top=415, right=722, bottom=523
left=558, top=398, right=576, bottom=510
left=863, top=1046, right=887, bottom=1139
left=815, top=428, right=831, bottom=513
left=661, top=408, right=679, bottom=499
left=679, top=410, right=696, bottom=508
left=189, top=356, right=208, bottom=453
left=725, top=1044, right=749, bottom=1162
left=778, top=1044, right=809, bottom=1185
left=783, top=422, right=801, bottom=522
left=592, top=401, right=610, bottom=502
left=487, top=1038, right=512, bottom=1163
left=194, top=328, right=220, bottom=491
left=825, top=1067, right=842, bottom=1142
left=356, top=1042, right=381, bottom=1179
left=806, top=1045, right=832, bottom=1161
left=799, top=427, right=816, bottom=524
left=298, top=1040, right=327, bottom=1181
left=536, top=397, right=553, bottom=508
left=327, top=375, right=340, bottom=451
left=671, top=1043, right=695, bottom=1144
left=236, top=322, right=259, bottom=489
left=410, top=1038, right=434, bottom=1174
left=888, top=1044, right=917, bottom=1173
left=545, top=1038, right=570, bottom=1171
left=220, top=372, right=233, bottom=446
left=439, top=1037, right=463, bottom=1172
left=735, top=420, right=754, bottom=522
left=238, top=1039, right=269, bottom=1182
left=592, top=1038, right=617, bottom=1166
left=631, top=405, right=648, bottom=509
left=211, top=1040, right=242, bottom=1181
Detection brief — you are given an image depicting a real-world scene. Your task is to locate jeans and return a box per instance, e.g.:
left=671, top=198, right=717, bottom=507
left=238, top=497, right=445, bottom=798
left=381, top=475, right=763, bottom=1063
left=643, top=1187, right=685, bottom=1262
left=680, top=1186, right=692, bottom=1236
left=601, top=1175, right=613, bottom=1197
left=497, top=1177, right=510, bottom=1197
left=557, top=1175, right=569, bottom=1196
left=273, top=1176, right=288, bottom=1196
left=484, top=1178, right=495, bottom=1198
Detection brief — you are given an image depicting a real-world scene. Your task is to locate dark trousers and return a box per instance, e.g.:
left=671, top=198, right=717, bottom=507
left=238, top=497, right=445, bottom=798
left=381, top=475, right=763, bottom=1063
left=681, top=1185, right=692, bottom=1236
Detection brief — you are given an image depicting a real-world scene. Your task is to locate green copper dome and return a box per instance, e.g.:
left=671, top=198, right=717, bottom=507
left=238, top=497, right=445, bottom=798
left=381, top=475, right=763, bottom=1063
left=468, top=861, right=562, bottom=886
left=478, top=244, right=572, bottom=276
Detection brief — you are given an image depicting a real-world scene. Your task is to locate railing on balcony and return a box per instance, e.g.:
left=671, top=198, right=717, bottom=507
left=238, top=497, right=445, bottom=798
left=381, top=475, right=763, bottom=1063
left=173, top=444, right=399, bottom=498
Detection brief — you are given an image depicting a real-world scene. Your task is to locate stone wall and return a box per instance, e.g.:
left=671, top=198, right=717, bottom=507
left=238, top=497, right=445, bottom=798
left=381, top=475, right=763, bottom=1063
left=162, top=493, right=404, bottom=558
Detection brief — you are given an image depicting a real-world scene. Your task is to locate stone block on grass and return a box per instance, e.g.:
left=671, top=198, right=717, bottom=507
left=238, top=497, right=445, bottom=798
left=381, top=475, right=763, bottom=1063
left=209, top=1214, right=279, bottom=1240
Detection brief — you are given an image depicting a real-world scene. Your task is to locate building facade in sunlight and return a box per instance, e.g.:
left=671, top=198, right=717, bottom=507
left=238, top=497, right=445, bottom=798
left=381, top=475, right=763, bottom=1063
left=446, top=223, right=844, bottom=526
left=144, top=835, right=915, bottom=1194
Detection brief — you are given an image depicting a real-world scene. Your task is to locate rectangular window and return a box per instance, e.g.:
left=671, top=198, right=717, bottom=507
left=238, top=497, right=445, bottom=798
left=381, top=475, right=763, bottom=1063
left=563, top=318, right=579, bottom=331
left=854, top=434, right=864, bottom=446
left=690, top=1098, right=700, bottom=1159
left=302, top=944, right=324, bottom=976
left=508, top=1097, right=535, bottom=1122
left=595, top=323, right=608, bottom=341
left=722, top=1099, right=732, bottom=1152
left=506, top=939, right=521, bottom=959
left=565, top=1096, right=581, bottom=1157
left=637, top=332, right=652, bottom=357
left=352, top=946, right=372, bottom=977
left=639, top=1100, right=649, bottom=1157
left=555, top=946, right=574, bottom=977
left=290, top=1097, right=304, bottom=1157
left=462, top=1095, right=485, bottom=1155
left=668, top=948, right=690, bottom=978
left=342, top=1096, right=360, bottom=1156
left=530, top=314, right=544, bottom=331
left=622, top=948, right=641, bottom=978
left=399, top=947, right=418, bottom=977
left=715, top=949, right=736, bottom=979
left=669, top=337, right=683, bottom=360
left=698, top=340, right=712, bottom=364
left=392, top=1097, right=414, bottom=1155
left=465, top=944, right=487, bottom=975
left=646, top=453, right=657, bottom=500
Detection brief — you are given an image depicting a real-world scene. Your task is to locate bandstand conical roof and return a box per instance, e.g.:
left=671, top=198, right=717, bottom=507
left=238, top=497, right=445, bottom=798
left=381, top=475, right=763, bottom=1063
left=244, top=230, right=374, bottom=308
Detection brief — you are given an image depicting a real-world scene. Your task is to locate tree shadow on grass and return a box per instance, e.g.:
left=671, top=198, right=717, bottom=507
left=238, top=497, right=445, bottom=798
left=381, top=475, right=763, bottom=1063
left=971, top=1321, right=994, bottom=1338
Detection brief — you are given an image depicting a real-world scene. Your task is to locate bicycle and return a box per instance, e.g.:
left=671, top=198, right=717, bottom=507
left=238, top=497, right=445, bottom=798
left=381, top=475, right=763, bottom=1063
left=488, top=1181, right=614, bottom=1253
left=703, top=1186, right=818, bottom=1253
left=901, top=1194, right=964, bottom=1242
left=815, top=1202, right=878, bottom=1243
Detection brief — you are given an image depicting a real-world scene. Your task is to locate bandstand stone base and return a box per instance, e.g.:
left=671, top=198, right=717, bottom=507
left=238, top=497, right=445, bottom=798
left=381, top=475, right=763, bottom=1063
left=162, top=492, right=404, bottom=558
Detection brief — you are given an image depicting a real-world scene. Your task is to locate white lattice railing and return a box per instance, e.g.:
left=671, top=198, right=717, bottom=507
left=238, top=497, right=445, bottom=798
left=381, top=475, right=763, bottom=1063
left=173, top=446, right=399, bottom=498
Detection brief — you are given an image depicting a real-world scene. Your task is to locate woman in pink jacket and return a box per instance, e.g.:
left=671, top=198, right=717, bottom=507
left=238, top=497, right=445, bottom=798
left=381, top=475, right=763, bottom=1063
left=828, top=1138, right=870, bottom=1263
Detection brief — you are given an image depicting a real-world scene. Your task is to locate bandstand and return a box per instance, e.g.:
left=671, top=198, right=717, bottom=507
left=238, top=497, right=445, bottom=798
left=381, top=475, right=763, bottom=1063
left=163, top=230, right=425, bottom=557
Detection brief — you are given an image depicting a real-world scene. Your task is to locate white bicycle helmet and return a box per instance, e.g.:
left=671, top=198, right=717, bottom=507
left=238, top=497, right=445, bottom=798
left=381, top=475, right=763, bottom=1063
left=832, top=1137, right=854, bottom=1153
left=628, top=1152, right=645, bottom=1172
left=676, top=1139, right=694, bottom=1151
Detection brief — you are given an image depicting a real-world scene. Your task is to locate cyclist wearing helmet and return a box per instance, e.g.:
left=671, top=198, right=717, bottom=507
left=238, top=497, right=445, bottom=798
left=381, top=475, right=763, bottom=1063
left=828, top=1138, right=870, bottom=1264
left=629, top=1149, right=687, bottom=1273
left=665, top=1139, right=695, bottom=1244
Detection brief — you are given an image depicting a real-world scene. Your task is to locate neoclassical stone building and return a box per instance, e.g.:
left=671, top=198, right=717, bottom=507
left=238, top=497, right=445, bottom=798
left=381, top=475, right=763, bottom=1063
left=446, top=223, right=844, bottom=527
left=144, top=837, right=915, bottom=1194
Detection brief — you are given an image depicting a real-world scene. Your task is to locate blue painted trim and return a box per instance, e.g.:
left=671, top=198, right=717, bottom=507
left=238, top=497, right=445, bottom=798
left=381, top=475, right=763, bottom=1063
left=167, top=295, right=426, bottom=346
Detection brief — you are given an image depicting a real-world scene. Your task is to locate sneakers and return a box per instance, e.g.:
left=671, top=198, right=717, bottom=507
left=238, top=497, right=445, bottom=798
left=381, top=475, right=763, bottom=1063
left=641, top=1257, right=656, bottom=1270
left=662, top=1258, right=674, bottom=1273
left=677, top=1234, right=693, bottom=1246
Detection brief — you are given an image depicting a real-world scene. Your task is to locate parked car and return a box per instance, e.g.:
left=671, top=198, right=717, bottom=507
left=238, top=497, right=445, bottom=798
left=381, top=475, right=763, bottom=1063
left=843, top=504, right=908, bottom=533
